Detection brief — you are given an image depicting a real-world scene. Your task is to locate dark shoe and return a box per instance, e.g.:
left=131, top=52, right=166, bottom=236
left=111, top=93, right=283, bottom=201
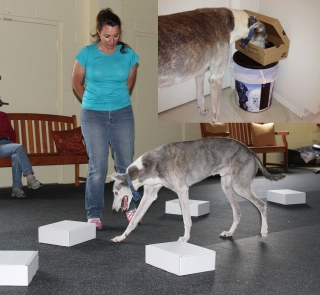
left=27, top=176, right=43, bottom=189
left=11, top=187, right=27, bottom=198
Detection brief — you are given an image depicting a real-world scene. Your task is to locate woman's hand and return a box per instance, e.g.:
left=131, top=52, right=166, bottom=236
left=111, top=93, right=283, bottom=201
left=127, top=64, right=138, bottom=91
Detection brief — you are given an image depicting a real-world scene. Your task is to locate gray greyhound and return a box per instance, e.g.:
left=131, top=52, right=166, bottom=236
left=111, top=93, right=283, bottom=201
left=158, top=8, right=267, bottom=121
left=110, top=138, right=285, bottom=243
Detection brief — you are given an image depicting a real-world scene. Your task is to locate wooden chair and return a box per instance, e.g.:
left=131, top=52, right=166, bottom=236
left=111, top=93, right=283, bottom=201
left=200, top=123, right=289, bottom=172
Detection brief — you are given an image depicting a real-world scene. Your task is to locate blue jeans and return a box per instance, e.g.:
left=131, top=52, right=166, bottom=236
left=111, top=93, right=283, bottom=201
left=0, top=138, right=33, bottom=188
left=81, top=105, right=136, bottom=219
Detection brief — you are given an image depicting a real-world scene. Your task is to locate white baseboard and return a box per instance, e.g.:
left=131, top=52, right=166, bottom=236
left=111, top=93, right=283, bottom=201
left=273, top=91, right=309, bottom=119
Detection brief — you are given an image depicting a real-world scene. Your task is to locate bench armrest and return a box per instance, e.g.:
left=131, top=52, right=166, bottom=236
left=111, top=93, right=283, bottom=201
left=275, top=131, right=289, bottom=147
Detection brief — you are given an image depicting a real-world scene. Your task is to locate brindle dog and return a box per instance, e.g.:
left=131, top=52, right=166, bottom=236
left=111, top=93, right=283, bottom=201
left=110, top=138, right=285, bottom=243
left=158, top=8, right=266, bottom=121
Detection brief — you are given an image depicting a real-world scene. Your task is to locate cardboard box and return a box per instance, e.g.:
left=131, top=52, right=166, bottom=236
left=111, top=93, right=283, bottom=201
left=267, top=189, right=306, bottom=205
left=165, top=199, right=210, bottom=217
left=0, top=251, right=38, bottom=286
left=235, top=10, right=290, bottom=65
left=146, top=241, right=215, bottom=276
left=38, top=220, right=96, bottom=247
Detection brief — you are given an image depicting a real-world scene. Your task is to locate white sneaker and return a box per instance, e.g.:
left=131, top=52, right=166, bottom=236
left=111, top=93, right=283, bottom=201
left=27, top=176, right=43, bottom=189
left=11, top=187, right=27, bottom=198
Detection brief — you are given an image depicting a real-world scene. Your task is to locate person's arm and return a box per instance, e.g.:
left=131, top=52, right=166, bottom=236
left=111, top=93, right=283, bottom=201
left=72, top=60, right=86, bottom=100
left=8, top=123, right=16, bottom=143
left=127, top=63, right=138, bottom=91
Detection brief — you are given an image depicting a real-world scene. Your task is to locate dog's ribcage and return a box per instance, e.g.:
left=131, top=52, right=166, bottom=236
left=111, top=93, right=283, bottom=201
left=158, top=8, right=234, bottom=87
left=129, top=138, right=254, bottom=190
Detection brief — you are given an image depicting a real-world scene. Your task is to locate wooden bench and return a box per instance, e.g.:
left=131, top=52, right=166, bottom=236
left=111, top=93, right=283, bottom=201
left=200, top=123, right=289, bottom=172
left=0, top=113, right=88, bottom=186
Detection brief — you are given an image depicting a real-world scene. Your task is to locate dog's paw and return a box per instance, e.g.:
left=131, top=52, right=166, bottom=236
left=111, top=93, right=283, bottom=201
left=212, top=112, right=219, bottom=122
left=261, top=225, right=268, bottom=237
left=178, top=236, right=188, bottom=243
left=199, top=107, right=209, bottom=116
left=219, top=231, right=233, bottom=238
left=111, top=236, right=125, bottom=243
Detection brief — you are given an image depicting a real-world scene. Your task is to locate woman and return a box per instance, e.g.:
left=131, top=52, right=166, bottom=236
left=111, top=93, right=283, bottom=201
left=0, top=111, right=43, bottom=197
left=72, top=8, right=139, bottom=230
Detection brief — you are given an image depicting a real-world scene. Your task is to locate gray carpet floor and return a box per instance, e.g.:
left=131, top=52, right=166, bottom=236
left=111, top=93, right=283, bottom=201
left=0, top=167, right=319, bottom=295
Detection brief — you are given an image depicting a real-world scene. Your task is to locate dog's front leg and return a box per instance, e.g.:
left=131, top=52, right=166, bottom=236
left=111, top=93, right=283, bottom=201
left=209, top=76, right=223, bottom=122
left=177, top=190, right=192, bottom=242
left=208, top=50, right=229, bottom=122
left=195, top=73, right=209, bottom=116
left=111, top=184, right=162, bottom=243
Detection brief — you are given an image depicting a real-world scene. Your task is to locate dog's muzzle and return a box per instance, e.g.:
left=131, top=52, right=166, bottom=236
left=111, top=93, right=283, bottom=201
left=240, top=15, right=259, bottom=49
left=121, top=196, right=129, bottom=212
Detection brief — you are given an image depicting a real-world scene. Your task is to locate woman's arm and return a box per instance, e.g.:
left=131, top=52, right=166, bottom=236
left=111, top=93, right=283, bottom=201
left=72, top=60, right=86, bottom=100
left=127, top=63, right=138, bottom=91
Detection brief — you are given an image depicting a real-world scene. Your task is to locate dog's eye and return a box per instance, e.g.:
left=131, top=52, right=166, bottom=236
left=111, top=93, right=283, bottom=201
left=115, top=192, right=118, bottom=195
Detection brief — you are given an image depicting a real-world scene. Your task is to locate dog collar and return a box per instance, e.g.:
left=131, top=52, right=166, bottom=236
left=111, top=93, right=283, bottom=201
left=123, top=173, right=141, bottom=201
left=240, top=15, right=257, bottom=49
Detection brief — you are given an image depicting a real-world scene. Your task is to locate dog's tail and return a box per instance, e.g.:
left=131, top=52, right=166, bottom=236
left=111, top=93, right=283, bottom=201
left=254, top=155, right=286, bottom=181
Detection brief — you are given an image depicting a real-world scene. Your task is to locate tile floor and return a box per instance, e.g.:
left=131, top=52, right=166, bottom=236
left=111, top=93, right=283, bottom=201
left=158, top=87, right=317, bottom=123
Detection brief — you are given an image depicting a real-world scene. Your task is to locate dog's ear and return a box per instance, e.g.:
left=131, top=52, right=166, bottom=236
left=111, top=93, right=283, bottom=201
left=108, top=172, right=122, bottom=181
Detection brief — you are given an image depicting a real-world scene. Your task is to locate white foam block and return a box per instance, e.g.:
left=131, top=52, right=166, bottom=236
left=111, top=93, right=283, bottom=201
left=38, top=220, right=96, bottom=247
left=0, top=251, right=38, bottom=286
left=146, top=241, right=215, bottom=276
left=165, top=199, right=210, bottom=216
left=267, top=189, right=306, bottom=205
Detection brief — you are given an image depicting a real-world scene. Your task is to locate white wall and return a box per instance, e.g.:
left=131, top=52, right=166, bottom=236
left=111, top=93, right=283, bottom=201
left=257, top=0, right=320, bottom=117
left=275, top=123, right=319, bottom=150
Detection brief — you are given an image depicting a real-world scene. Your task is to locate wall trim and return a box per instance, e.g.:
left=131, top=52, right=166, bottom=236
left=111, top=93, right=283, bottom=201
left=273, top=91, right=309, bottom=119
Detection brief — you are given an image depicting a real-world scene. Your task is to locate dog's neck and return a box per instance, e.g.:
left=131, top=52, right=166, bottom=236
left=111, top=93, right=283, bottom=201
left=123, top=173, right=141, bottom=201
left=229, top=9, right=252, bottom=44
left=126, top=156, right=166, bottom=191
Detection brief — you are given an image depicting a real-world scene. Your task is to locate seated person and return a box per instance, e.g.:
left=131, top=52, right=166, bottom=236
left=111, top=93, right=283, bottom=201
left=0, top=111, right=43, bottom=197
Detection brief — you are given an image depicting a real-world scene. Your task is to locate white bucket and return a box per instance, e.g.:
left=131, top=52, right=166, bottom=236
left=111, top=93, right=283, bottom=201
left=230, top=51, right=279, bottom=112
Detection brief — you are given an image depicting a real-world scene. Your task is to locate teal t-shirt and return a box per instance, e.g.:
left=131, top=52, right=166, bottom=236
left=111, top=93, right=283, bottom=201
left=76, top=43, right=139, bottom=111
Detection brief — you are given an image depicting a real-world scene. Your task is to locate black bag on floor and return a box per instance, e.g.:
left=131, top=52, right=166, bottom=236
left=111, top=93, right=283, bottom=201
left=288, top=149, right=316, bottom=166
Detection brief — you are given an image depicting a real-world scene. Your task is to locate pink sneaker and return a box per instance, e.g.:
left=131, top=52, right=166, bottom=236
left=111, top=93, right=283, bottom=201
left=125, top=209, right=142, bottom=224
left=88, top=218, right=102, bottom=230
